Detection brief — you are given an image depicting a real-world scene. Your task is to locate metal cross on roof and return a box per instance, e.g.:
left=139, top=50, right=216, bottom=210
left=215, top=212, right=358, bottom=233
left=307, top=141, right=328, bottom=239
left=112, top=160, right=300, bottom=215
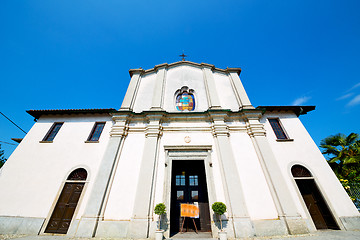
left=179, top=53, right=187, bottom=61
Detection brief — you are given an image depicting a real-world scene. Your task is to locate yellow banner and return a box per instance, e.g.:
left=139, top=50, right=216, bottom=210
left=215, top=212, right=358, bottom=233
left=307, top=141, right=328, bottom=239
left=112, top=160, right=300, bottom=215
left=180, top=203, right=199, bottom=218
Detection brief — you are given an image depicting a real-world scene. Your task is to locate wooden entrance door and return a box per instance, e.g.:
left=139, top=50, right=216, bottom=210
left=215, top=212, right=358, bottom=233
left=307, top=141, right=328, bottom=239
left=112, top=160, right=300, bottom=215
left=45, top=183, right=84, bottom=234
left=296, top=179, right=339, bottom=230
left=45, top=168, right=87, bottom=234
left=170, top=160, right=211, bottom=235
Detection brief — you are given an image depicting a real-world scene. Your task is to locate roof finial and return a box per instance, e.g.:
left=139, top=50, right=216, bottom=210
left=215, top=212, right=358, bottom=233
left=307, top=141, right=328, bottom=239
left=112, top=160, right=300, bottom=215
left=179, top=52, right=187, bottom=61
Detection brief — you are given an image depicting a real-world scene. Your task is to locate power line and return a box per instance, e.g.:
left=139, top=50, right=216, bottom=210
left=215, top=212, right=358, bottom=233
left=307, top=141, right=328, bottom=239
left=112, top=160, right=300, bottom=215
left=0, top=112, right=27, bottom=134
left=0, top=140, right=17, bottom=146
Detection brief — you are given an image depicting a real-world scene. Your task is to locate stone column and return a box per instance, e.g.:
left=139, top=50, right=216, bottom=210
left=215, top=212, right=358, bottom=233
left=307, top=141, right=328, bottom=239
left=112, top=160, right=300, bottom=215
left=202, top=63, right=222, bottom=109
left=227, top=68, right=254, bottom=110
left=74, top=114, right=130, bottom=237
left=244, top=111, right=309, bottom=235
left=120, top=69, right=144, bottom=111
left=151, top=64, right=167, bottom=110
left=127, top=113, right=163, bottom=238
left=210, top=112, right=254, bottom=238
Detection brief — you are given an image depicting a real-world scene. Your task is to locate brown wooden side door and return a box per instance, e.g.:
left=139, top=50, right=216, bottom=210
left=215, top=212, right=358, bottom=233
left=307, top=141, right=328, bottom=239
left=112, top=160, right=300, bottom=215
left=296, top=179, right=339, bottom=230
left=45, top=183, right=84, bottom=234
left=302, top=194, right=327, bottom=229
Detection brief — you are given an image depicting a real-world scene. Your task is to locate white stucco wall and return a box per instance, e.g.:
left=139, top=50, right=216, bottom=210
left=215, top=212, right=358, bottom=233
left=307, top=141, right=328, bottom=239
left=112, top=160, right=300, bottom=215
left=0, top=114, right=112, bottom=219
left=213, top=71, right=239, bottom=111
left=104, top=133, right=145, bottom=220
left=262, top=113, right=359, bottom=218
left=163, top=65, right=209, bottom=112
left=133, top=72, right=157, bottom=113
left=230, top=132, right=278, bottom=220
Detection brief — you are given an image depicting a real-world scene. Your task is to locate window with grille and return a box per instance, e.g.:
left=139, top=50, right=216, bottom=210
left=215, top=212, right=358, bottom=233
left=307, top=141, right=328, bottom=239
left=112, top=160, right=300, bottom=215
left=87, top=122, right=105, bottom=142
left=42, top=122, right=63, bottom=142
left=268, top=118, right=288, bottom=140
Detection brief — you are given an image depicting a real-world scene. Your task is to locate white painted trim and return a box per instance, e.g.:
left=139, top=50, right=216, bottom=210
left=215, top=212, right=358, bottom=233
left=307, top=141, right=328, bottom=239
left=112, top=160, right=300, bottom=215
left=162, top=145, right=215, bottom=238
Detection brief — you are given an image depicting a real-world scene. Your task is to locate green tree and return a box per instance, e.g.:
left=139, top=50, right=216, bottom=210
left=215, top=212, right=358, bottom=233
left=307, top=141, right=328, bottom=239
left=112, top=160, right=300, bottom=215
left=0, top=144, right=6, bottom=168
left=320, top=133, right=360, bottom=182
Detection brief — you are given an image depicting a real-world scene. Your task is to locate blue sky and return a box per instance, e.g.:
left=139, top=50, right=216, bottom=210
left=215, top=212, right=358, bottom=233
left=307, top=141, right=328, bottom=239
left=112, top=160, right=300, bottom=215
left=1, top=0, right=360, bottom=158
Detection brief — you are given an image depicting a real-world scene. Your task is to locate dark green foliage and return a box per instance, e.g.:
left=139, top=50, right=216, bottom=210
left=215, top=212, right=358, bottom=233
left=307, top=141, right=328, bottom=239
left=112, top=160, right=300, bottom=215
left=212, top=202, right=227, bottom=215
left=320, top=133, right=360, bottom=183
left=154, top=203, right=166, bottom=215
left=0, top=144, right=6, bottom=168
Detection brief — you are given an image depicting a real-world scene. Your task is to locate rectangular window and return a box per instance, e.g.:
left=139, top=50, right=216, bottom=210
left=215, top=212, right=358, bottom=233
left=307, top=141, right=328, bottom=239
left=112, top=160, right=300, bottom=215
left=42, top=122, right=63, bottom=142
left=189, top=175, right=198, bottom=186
left=87, top=122, right=105, bottom=142
left=177, top=191, right=184, bottom=200
left=269, top=118, right=288, bottom=140
left=176, top=175, right=186, bottom=186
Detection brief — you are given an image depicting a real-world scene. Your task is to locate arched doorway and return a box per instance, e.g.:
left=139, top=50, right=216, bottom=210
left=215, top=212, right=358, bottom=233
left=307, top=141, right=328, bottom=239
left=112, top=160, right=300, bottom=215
left=45, top=168, right=87, bottom=234
left=291, top=165, right=339, bottom=230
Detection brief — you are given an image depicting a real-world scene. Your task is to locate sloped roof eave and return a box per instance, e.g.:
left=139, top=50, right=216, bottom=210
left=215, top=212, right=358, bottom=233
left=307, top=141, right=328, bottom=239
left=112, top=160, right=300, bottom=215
left=256, top=106, right=315, bottom=117
left=26, top=108, right=117, bottom=120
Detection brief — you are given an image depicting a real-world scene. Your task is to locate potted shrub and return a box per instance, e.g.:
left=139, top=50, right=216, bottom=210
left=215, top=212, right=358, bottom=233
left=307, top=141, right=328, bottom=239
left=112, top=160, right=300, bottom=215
left=212, top=202, right=227, bottom=240
left=154, top=203, right=166, bottom=240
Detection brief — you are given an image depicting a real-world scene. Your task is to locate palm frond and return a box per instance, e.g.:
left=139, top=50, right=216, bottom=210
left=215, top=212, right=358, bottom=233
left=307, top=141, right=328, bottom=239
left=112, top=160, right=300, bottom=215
left=345, top=133, right=359, bottom=145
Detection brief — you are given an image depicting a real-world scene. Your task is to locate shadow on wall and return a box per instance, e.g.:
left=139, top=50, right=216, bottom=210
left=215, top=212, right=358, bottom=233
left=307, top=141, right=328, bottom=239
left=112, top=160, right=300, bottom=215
left=212, top=213, right=228, bottom=230
left=161, top=214, right=169, bottom=232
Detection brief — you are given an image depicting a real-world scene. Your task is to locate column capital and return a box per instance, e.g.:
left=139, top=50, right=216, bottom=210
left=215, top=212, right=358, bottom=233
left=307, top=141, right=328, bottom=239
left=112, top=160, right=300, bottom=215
left=144, top=113, right=164, bottom=138
left=110, top=114, right=131, bottom=137
left=242, top=112, right=266, bottom=137
left=209, top=112, right=230, bottom=137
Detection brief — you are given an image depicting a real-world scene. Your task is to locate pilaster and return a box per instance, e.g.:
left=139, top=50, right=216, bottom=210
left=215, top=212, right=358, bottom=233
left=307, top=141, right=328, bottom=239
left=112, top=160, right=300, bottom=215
left=151, top=64, right=167, bottom=110
left=202, top=64, right=222, bottom=109
left=127, top=113, right=164, bottom=238
left=120, top=69, right=144, bottom=111
left=210, top=112, right=254, bottom=238
left=243, top=112, right=309, bottom=235
left=74, top=114, right=130, bottom=237
left=227, top=69, right=254, bottom=110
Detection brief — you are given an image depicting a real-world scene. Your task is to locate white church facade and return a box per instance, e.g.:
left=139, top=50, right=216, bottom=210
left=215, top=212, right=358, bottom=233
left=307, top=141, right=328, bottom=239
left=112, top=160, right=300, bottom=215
left=0, top=60, right=359, bottom=238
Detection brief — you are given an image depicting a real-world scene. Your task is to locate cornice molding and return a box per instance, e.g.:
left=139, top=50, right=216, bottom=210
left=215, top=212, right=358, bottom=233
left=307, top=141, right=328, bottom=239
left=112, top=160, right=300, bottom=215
left=129, top=60, right=242, bottom=77
left=128, top=68, right=145, bottom=77
left=164, top=145, right=212, bottom=151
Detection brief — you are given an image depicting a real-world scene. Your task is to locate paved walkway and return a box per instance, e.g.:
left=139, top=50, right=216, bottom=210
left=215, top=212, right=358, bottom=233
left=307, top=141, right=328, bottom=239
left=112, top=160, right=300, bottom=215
left=1, top=230, right=360, bottom=240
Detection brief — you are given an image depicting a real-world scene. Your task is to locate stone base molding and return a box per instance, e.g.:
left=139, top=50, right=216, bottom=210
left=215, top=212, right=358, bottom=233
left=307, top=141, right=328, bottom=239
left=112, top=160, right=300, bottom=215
left=0, top=216, right=44, bottom=235
left=340, top=216, right=360, bottom=230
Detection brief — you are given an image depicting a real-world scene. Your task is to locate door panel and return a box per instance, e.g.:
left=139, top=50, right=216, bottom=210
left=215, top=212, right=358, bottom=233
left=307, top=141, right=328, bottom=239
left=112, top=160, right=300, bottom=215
left=170, top=160, right=211, bottom=234
left=296, top=179, right=339, bottom=230
left=45, top=183, right=84, bottom=234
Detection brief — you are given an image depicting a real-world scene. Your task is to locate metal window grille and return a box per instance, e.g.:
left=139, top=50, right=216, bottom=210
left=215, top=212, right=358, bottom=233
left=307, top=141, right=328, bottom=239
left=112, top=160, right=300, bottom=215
left=88, top=122, right=105, bottom=141
left=269, top=118, right=288, bottom=139
left=43, top=123, right=63, bottom=141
